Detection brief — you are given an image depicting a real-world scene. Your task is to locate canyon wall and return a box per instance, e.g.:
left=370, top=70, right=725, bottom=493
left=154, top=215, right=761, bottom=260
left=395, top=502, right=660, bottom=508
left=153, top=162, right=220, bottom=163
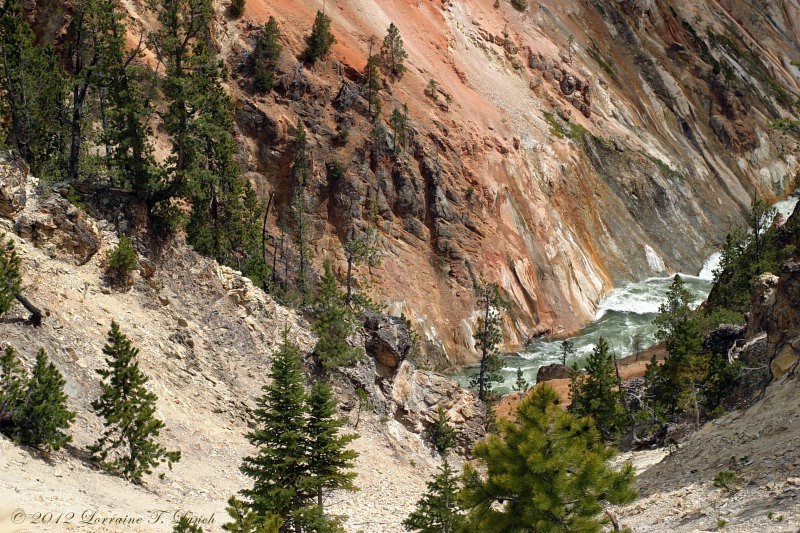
left=37, top=0, right=800, bottom=366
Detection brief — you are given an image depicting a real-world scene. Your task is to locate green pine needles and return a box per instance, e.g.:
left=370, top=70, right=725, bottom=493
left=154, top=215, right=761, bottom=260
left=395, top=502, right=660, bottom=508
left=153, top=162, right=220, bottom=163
left=2, top=347, right=75, bottom=451
left=254, top=17, right=282, bottom=92
left=403, top=461, right=463, bottom=532
left=235, top=331, right=358, bottom=531
left=89, top=321, right=180, bottom=483
left=312, top=260, right=362, bottom=374
left=460, top=386, right=636, bottom=531
left=569, top=337, right=628, bottom=441
left=304, top=11, right=336, bottom=64
left=470, top=281, right=507, bottom=401
left=0, top=234, right=21, bottom=315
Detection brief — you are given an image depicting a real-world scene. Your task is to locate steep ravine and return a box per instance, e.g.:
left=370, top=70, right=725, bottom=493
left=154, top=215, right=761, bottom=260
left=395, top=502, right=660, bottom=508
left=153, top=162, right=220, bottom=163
left=29, top=0, right=800, bottom=367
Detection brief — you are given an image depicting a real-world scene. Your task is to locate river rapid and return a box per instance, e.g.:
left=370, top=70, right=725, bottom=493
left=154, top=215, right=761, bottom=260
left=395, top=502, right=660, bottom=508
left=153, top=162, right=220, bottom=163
left=452, top=196, right=798, bottom=393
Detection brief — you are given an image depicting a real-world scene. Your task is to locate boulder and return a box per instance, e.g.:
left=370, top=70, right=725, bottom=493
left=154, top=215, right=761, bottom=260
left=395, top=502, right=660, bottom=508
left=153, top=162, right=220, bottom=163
left=770, top=340, right=799, bottom=380
left=0, top=154, right=27, bottom=219
left=536, top=363, right=570, bottom=383
left=363, top=311, right=412, bottom=373
left=747, top=273, right=778, bottom=338
left=703, top=324, right=746, bottom=359
left=390, top=361, right=485, bottom=452
left=15, top=194, right=100, bottom=265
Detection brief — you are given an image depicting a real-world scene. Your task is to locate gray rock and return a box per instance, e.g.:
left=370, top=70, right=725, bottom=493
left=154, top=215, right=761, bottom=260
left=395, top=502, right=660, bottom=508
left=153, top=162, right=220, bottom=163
left=536, top=363, right=570, bottom=383
left=363, top=311, right=412, bottom=374
left=0, top=154, right=27, bottom=219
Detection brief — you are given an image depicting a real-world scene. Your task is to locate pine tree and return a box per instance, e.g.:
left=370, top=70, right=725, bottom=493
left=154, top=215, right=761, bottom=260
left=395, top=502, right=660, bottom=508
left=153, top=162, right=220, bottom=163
left=12, top=349, right=75, bottom=450
left=513, top=367, right=528, bottom=393
left=380, top=23, right=408, bottom=78
left=0, top=234, right=21, bottom=316
left=561, top=338, right=575, bottom=366
left=470, top=281, right=507, bottom=401
left=389, top=106, right=406, bottom=153
left=0, top=345, right=26, bottom=429
left=291, top=120, right=313, bottom=301
left=460, top=386, right=637, bottom=532
left=239, top=332, right=309, bottom=529
left=403, top=461, right=463, bottom=533
left=222, top=497, right=283, bottom=533
left=312, top=260, right=361, bottom=373
left=425, top=407, right=456, bottom=457
left=0, top=0, right=68, bottom=178
left=90, top=321, right=181, bottom=482
left=362, top=53, right=381, bottom=119
left=653, top=275, right=706, bottom=419
left=254, top=17, right=282, bottom=92
left=342, top=216, right=381, bottom=308
left=304, top=11, right=336, bottom=64
left=229, top=0, right=246, bottom=18
left=568, top=337, right=628, bottom=441
left=303, top=382, right=358, bottom=511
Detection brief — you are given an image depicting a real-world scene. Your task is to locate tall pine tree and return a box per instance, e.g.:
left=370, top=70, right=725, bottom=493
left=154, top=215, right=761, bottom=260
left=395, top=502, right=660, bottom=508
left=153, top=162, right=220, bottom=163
left=312, top=260, right=361, bottom=374
left=90, top=321, right=180, bottom=483
left=379, top=23, right=408, bottom=78
left=12, top=349, right=75, bottom=451
left=568, top=337, right=628, bottom=441
left=303, top=382, right=358, bottom=511
left=304, top=11, right=336, bottom=64
left=460, top=385, right=636, bottom=532
left=254, top=17, right=282, bottom=92
left=470, top=281, right=507, bottom=401
left=239, top=331, right=309, bottom=530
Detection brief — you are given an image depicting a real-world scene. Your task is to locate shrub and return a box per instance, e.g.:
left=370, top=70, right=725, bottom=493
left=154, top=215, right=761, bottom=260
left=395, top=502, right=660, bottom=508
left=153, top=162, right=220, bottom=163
left=105, top=235, right=138, bottom=288
left=0, top=234, right=21, bottom=315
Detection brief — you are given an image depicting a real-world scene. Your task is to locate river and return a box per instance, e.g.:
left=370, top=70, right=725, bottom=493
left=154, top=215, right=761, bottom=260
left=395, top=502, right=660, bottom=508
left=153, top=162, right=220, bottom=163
left=451, top=195, right=798, bottom=393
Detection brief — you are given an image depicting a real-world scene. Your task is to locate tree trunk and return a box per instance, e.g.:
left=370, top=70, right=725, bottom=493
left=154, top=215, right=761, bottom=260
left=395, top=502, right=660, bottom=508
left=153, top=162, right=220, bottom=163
left=15, top=292, right=42, bottom=327
left=345, top=253, right=353, bottom=307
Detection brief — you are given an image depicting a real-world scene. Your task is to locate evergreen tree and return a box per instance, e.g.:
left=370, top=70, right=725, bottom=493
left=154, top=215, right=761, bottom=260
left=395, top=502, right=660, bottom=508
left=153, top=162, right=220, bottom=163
left=470, top=281, right=507, bottom=401
left=0, top=345, right=26, bottom=426
left=12, top=349, right=75, bottom=450
left=342, top=214, right=381, bottom=309
left=149, top=0, right=214, bottom=225
left=304, top=11, right=336, bottom=64
left=303, top=382, right=358, bottom=511
left=229, top=0, right=246, bottom=18
left=239, top=332, right=309, bottom=529
left=560, top=338, right=575, bottom=366
left=90, top=321, right=181, bottom=482
left=460, top=386, right=636, bottom=532
left=380, top=23, right=408, bottom=78
left=0, top=234, right=21, bottom=316
left=568, top=337, right=628, bottom=441
left=425, top=407, right=456, bottom=457
left=254, top=17, right=282, bottom=92
left=389, top=106, right=407, bottom=153
left=290, top=121, right=313, bottom=301
left=0, top=0, right=68, bottom=178
left=362, top=51, right=381, bottom=119
left=653, top=275, right=706, bottom=420
left=513, top=367, right=528, bottom=393
left=403, top=461, right=463, bottom=533
left=312, top=260, right=361, bottom=373
left=222, top=497, right=283, bottom=533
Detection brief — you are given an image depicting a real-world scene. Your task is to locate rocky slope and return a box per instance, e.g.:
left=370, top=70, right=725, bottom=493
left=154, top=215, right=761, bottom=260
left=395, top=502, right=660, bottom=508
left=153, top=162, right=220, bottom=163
left=0, top=155, right=483, bottom=532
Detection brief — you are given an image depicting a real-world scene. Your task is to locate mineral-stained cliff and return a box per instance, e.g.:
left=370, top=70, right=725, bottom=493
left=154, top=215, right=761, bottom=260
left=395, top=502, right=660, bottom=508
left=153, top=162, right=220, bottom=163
left=25, top=0, right=800, bottom=365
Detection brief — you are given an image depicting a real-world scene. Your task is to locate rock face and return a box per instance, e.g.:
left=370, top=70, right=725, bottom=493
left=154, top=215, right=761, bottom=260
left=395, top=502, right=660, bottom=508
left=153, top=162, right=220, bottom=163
left=767, top=262, right=800, bottom=380
left=389, top=361, right=485, bottom=452
left=0, top=153, right=27, bottom=219
left=536, top=363, right=571, bottom=383
left=363, top=311, right=412, bottom=375
left=703, top=324, right=746, bottom=359
left=14, top=193, right=100, bottom=266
